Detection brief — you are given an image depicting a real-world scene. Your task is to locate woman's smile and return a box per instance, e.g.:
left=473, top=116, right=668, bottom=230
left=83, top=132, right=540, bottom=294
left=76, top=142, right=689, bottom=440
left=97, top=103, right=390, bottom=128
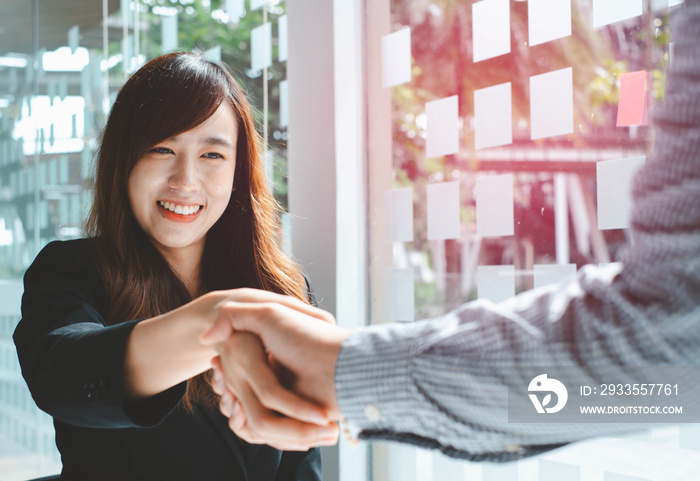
left=157, top=200, right=205, bottom=223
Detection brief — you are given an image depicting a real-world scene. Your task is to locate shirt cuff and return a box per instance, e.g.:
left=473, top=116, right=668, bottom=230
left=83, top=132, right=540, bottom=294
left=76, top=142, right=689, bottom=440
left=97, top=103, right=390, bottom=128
left=334, top=322, right=426, bottom=434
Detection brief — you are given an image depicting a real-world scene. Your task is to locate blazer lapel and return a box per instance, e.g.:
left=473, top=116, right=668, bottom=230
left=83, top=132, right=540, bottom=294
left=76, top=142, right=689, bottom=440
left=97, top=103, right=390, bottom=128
left=240, top=440, right=262, bottom=469
left=199, top=405, right=249, bottom=481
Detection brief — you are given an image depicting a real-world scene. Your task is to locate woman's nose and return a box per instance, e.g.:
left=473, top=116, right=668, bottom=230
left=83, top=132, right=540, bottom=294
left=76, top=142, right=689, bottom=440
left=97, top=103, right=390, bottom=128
left=169, top=157, right=199, bottom=191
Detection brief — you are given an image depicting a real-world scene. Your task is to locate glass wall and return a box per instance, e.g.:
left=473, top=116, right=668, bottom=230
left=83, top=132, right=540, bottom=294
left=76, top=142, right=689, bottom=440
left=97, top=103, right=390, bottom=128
left=366, top=0, right=700, bottom=479
left=0, top=1, right=287, bottom=479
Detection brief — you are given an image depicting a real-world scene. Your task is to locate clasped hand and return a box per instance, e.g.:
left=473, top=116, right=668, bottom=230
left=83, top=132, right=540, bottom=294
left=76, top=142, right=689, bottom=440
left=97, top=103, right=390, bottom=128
left=198, top=289, right=350, bottom=451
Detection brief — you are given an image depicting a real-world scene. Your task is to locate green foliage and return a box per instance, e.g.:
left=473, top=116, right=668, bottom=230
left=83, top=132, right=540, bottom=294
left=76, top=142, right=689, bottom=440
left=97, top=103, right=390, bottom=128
left=588, top=58, right=629, bottom=108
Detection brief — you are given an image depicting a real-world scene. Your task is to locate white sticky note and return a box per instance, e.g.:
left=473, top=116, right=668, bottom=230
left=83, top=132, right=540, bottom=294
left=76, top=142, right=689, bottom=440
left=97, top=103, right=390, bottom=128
left=474, top=82, right=512, bottom=150
left=250, top=0, right=265, bottom=11
left=530, top=67, right=573, bottom=140
left=539, top=460, right=580, bottom=481
left=426, top=95, right=459, bottom=158
left=278, top=15, right=288, bottom=62
left=528, top=0, right=572, bottom=47
left=225, top=0, right=245, bottom=22
left=385, top=188, right=414, bottom=242
left=533, top=264, right=576, bottom=289
left=427, top=181, right=460, bottom=241
left=597, top=156, right=646, bottom=230
left=386, top=268, right=415, bottom=321
left=382, top=28, right=411, bottom=88
left=161, top=14, right=178, bottom=53
left=473, top=0, right=510, bottom=62
left=251, top=23, right=272, bottom=72
left=476, top=174, right=514, bottom=237
left=592, top=0, right=643, bottom=28
left=279, top=80, right=288, bottom=128
left=477, top=265, right=515, bottom=303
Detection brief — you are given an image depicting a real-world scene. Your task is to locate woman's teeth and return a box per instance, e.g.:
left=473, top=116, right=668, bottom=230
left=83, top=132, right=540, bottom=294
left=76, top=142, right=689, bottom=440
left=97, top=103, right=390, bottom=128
left=158, top=201, right=202, bottom=215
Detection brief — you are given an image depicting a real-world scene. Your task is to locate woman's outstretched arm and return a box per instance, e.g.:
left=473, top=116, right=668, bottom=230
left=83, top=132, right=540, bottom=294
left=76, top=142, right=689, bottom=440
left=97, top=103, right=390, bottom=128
left=15, top=240, right=330, bottom=432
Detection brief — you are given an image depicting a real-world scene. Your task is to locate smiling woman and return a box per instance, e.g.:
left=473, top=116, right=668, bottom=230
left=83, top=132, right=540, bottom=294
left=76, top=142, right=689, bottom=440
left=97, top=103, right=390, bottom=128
left=12, top=52, right=331, bottom=480
left=127, top=103, right=238, bottom=291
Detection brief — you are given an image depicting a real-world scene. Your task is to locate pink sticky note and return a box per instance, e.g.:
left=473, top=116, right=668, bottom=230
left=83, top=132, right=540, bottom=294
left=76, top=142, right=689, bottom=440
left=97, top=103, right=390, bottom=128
left=617, top=71, right=648, bottom=127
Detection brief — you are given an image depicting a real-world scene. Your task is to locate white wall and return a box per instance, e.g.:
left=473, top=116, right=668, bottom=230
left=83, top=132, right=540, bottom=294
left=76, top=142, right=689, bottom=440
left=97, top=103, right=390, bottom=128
left=287, top=1, right=367, bottom=480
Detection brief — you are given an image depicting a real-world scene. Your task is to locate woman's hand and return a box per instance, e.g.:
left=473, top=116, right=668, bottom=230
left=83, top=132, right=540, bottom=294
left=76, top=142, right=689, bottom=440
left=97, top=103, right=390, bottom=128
left=209, top=333, right=339, bottom=451
left=200, top=291, right=350, bottom=449
left=125, top=288, right=328, bottom=402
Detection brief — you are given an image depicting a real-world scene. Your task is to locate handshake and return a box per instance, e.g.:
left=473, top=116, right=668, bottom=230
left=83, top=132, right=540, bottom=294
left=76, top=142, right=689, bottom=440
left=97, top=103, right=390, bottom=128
left=199, top=289, right=351, bottom=452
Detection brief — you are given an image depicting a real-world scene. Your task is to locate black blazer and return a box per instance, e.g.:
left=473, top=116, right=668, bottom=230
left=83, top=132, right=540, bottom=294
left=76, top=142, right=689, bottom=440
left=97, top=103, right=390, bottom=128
left=14, top=239, right=321, bottom=481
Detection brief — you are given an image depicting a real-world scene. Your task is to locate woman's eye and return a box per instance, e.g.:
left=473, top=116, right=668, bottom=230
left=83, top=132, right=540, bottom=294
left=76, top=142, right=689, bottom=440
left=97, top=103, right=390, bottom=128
left=150, top=147, right=173, bottom=154
left=202, top=152, right=224, bottom=160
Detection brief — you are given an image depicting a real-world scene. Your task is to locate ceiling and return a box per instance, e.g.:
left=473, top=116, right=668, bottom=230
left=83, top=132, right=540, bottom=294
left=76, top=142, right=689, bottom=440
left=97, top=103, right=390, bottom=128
left=0, top=0, right=120, bottom=56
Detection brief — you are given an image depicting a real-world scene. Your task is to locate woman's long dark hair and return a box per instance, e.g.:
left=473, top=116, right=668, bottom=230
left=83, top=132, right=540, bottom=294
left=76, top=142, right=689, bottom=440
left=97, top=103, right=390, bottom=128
left=84, top=52, right=309, bottom=410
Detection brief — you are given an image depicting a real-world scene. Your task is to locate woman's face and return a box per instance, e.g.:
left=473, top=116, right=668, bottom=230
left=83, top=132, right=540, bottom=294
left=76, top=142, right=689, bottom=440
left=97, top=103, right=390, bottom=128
left=128, top=102, right=238, bottom=263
